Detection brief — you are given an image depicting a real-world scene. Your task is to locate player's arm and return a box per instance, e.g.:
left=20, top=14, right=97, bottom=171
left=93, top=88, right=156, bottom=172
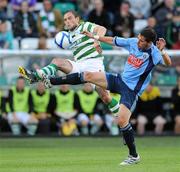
left=93, top=25, right=107, bottom=37
left=156, top=38, right=172, bottom=66
left=82, top=30, right=114, bottom=45
left=92, top=25, right=107, bottom=53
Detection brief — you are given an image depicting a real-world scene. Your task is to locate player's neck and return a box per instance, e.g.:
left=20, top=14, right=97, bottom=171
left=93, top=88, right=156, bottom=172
left=71, top=24, right=80, bottom=32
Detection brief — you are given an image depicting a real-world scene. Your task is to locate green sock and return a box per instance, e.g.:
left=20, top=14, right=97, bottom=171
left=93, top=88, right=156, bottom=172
left=35, top=64, right=59, bottom=79
left=107, top=98, right=119, bottom=115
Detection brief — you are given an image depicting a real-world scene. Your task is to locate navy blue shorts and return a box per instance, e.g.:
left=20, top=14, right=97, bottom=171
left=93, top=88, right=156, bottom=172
left=106, top=73, right=138, bottom=112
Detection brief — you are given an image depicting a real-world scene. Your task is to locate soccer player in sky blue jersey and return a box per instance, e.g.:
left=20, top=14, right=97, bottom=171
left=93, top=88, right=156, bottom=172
left=42, top=27, right=171, bottom=165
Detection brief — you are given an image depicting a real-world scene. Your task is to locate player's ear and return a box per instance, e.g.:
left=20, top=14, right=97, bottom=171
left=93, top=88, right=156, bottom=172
left=76, top=16, right=80, bottom=23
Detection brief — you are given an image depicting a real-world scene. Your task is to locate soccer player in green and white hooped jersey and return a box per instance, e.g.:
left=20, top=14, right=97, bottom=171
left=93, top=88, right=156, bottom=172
left=18, top=10, right=119, bottom=117
left=66, top=21, right=103, bottom=61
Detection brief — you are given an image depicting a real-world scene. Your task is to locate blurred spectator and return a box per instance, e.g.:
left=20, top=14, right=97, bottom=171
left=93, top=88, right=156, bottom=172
left=0, top=17, right=14, bottom=49
left=150, top=0, right=164, bottom=15
left=13, top=1, right=38, bottom=38
left=31, top=82, right=54, bottom=134
left=37, top=0, right=63, bottom=38
left=0, top=0, right=7, bottom=19
left=54, top=85, right=79, bottom=136
left=136, top=84, right=166, bottom=135
left=11, top=0, right=37, bottom=14
left=0, top=91, right=8, bottom=132
left=88, top=0, right=113, bottom=35
left=103, top=0, right=121, bottom=13
left=154, top=0, right=179, bottom=39
left=172, top=32, right=180, bottom=49
left=77, top=0, right=93, bottom=21
left=77, top=83, right=103, bottom=135
left=171, top=77, right=180, bottom=134
left=166, top=17, right=180, bottom=48
left=7, top=77, right=38, bottom=135
left=146, top=17, right=164, bottom=39
left=0, top=90, right=3, bottom=129
left=27, top=34, right=50, bottom=71
left=175, top=65, right=180, bottom=76
left=113, top=1, right=134, bottom=37
left=128, top=0, right=151, bottom=19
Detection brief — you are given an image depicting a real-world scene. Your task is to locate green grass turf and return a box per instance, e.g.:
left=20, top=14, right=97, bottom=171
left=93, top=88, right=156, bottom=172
left=0, top=137, right=180, bottom=172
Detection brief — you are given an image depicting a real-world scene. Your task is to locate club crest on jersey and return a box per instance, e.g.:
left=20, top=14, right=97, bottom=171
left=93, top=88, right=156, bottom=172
left=127, top=55, right=143, bottom=68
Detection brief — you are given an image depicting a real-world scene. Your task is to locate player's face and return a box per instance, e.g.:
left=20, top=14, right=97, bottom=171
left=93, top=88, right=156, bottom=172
left=83, top=83, right=93, bottom=93
left=37, top=82, right=45, bottom=94
left=64, top=12, right=79, bottom=31
left=21, top=1, right=28, bottom=13
left=16, top=79, right=25, bottom=91
left=146, top=84, right=153, bottom=93
left=137, top=34, right=150, bottom=50
left=60, top=85, right=69, bottom=92
left=0, top=22, right=7, bottom=33
left=43, top=0, right=52, bottom=12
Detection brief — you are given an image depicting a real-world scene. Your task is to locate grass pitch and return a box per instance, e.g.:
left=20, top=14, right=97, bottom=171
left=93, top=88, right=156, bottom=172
left=0, top=137, right=180, bottom=172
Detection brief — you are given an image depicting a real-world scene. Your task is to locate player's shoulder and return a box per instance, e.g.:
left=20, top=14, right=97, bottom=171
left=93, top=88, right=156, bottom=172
left=150, top=44, right=160, bottom=55
left=80, top=21, right=92, bottom=27
left=128, top=37, right=138, bottom=45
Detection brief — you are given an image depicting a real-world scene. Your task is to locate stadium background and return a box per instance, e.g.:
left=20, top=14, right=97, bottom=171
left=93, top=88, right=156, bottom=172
left=0, top=1, right=180, bottom=172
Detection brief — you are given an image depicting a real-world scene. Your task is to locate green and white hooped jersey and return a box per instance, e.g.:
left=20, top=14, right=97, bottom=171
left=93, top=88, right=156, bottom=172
left=69, top=22, right=104, bottom=61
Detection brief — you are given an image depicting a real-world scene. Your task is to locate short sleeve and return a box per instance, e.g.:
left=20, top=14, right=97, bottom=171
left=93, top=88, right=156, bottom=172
left=152, top=49, right=164, bottom=65
left=82, top=22, right=96, bottom=33
left=113, top=37, right=131, bottom=47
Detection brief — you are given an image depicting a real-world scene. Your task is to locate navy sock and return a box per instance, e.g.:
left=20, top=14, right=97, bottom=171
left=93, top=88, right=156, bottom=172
left=121, top=123, right=138, bottom=157
left=50, top=72, right=86, bottom=85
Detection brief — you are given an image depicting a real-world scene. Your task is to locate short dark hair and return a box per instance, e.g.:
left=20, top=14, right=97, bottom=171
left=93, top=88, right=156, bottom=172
left=17, top=76, right=25, bottom=80
left=0, top=16, right=6, bottom=24
left=121, top=1, right=131, bottom=7
left=140, top=27, right=157, bottom=42
left=64, top=10, right=80, bottom=18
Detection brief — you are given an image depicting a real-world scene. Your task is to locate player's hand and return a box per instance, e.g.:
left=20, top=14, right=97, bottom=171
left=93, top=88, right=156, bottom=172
left=94, top=41, right=102, bottom=54
left=156, top=38, right=166, bottom=51
left=81, top=31, right=94, bottom=39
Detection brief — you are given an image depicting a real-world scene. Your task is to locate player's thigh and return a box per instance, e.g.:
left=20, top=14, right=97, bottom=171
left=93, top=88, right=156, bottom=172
left=84, top=71, right=108, bottom=89
left=52, top=58, right=73, bottom=74
left=93, top=114, right=103, bottom=124
left=80, top=58, right=105, bottom=72
left=153, top=115, right=166, bottom=125
left=67, top=60, right=81, bottom=74
left=16, top=112, right=31, bottom=125
left=7, top=113, right=18, bottom=123
left=77, top=113, right=89, bottom=125
left=105, top=73, right=124, bottom=93
left=137, top=115, right=148, bottom=125
left=175, top=115, right=180, bottom=124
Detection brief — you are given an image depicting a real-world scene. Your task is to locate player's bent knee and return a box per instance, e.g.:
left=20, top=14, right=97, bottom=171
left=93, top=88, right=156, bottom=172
left=84, top=72, right=93, bottom=82
left=175, top=116, right=180, bottom=124
left=51, top=58, right=64, bottom=66
left=118, top=116, right=128, bottom=127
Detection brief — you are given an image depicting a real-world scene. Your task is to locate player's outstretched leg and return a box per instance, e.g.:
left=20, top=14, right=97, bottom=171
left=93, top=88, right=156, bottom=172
left=18, top=66, right=39, bottom=83
left=42, top=72, right=120, bottom=116
left=42, top=72, right=87, bottom=89
left=117, top=104, right=140, bottom=166
left=18, top=58, right=73, bottom=84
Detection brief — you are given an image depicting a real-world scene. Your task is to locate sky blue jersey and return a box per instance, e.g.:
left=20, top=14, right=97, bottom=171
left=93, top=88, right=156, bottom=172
left=113, top=37, right=164, bottom=95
